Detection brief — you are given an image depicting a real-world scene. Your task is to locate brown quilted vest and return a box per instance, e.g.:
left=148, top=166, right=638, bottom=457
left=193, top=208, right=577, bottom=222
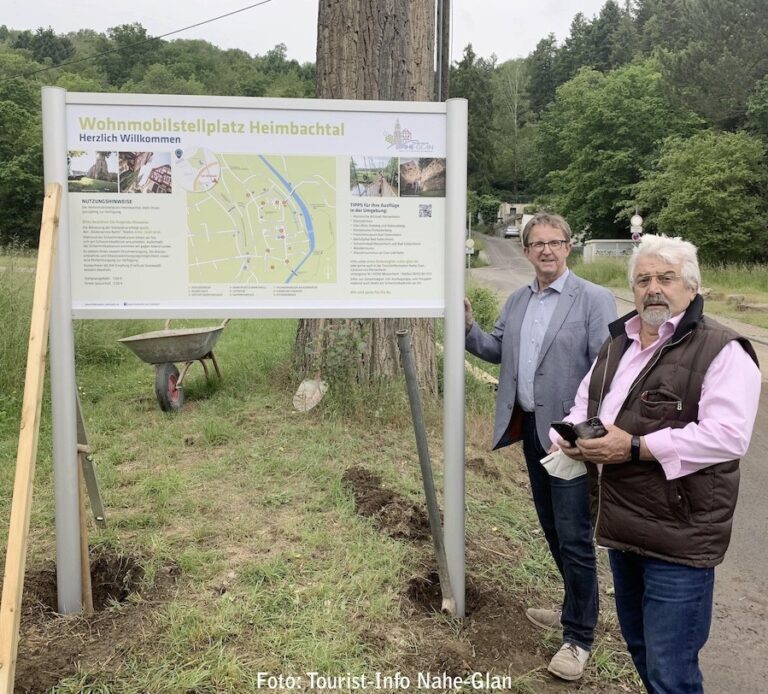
left=586, top=295, right=758, bottom=567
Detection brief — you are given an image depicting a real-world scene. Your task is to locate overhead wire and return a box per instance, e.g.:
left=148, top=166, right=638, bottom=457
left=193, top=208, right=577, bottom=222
left=1, top=0, right=278, bottom=85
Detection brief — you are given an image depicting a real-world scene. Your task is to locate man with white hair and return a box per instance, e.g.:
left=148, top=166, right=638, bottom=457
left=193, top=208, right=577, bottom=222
left=555, top=234, right=761, bottom=693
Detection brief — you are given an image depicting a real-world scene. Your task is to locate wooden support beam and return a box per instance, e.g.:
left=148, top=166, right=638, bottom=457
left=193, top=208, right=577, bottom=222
left=0, top=183, right=62, bottom=693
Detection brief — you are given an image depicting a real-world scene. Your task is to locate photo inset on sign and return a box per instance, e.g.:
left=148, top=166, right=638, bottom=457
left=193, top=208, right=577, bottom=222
left=349, top=155, right=398, bottom=197
left=67, top=151, right=119, bottom=193
left=399, top=158, right=446, bottom=198
left=119, top=151, right=172, bottom=193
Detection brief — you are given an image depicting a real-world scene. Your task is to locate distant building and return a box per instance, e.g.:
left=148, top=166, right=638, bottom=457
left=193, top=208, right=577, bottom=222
left=497, top=202, right=527, bottom=224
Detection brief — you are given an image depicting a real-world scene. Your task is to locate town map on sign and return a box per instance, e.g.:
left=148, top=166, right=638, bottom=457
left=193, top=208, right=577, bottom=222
left=184, top=150, right=336, bottom=284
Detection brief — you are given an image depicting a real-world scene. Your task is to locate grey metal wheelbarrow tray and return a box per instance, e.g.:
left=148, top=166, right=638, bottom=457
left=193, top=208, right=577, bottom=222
left=118, top=324, right=225, bottom=364
left=118, top=319, right=229, bottom=410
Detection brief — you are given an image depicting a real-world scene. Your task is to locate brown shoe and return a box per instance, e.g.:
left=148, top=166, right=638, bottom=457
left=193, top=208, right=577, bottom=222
left=525, top=607, right=562, bottom=630
left=547, top=642, right=590, bottom=681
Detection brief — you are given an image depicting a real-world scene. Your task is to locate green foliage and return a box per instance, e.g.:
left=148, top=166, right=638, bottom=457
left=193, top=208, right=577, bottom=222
left=746, top=76, right=768, bottom=137
left=14, top=27, right=74, bottom=65
left=466, top=285, right=500, bottom=332
left=584, top=0, right=637, bottom=73
left=569, top=257, right=628, bottom=288
left=704, top=263, right=768, bottom=293
left=0, top=245, right=35, bottom=401
left=0, top=25, right=315, bottom=247
left=635, top=0, right=695, bottom=54
left=537, top=60, right=702, bottom=238
left=477, top=193, right=502, bottom=228
left=0, top=100, right=43, bottom=245
left=528, top=2, right=639, bottom=116
left=633, top=130, right=768, bottom=263
left=449, top=45, right=496, bottom=191
left=97, top=23, right=156, bottom=87
left=491, top=59, right=535, bottom=196
left=124, top=63, right=207, bottom=95
left=527, top=34, right=559, bottom=114
left=657, top=0, right=768, bottom=130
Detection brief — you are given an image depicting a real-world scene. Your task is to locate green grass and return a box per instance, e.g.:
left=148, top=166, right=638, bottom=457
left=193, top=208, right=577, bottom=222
left=0, top=247, right=648, bottom=692
left=67, top=178, right=119, bottom=193
left=569, top=257, right=629, bottom=288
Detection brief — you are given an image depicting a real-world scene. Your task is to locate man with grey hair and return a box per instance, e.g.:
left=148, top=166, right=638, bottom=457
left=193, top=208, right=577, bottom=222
left=555, top=234, right=761, bottom=693
left=465, top=212, right=616, bottom=680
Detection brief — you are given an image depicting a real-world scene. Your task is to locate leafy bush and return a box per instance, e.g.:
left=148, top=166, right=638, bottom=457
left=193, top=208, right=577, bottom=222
left=466, top=285, right=500, bottom=332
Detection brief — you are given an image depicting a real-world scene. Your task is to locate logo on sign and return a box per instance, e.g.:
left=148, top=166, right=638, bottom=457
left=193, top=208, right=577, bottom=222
left=384, top=118, right=434, bottom=152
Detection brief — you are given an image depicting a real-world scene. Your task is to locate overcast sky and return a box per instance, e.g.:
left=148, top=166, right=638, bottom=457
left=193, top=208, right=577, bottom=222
left=4, top=0, right=609, bottom=65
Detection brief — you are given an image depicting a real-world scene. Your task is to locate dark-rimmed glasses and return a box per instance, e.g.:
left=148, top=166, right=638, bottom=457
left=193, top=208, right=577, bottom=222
left=527, top=239, right=568, bottom=251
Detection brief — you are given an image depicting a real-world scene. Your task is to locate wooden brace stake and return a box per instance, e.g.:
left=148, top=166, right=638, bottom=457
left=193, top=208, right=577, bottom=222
left=0, top=183, right=62, bottom=693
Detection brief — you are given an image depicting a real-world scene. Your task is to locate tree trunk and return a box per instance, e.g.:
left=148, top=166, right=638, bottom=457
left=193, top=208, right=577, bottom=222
left=295, top=0, right=438, bottom=392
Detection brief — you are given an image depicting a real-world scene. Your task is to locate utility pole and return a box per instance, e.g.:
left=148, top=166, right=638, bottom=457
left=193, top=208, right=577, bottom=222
left=435, top=0, right=451, bottom=101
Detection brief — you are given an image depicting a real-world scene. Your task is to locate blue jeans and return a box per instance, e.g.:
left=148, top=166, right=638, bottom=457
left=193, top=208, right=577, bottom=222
left=522, top=413, right=598, bottom=650
left=609, top=550, right=714, bottom=694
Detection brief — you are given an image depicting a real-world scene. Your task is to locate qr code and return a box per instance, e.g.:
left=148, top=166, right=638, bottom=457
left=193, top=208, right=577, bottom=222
left=418, top=204, right=432, bottom=218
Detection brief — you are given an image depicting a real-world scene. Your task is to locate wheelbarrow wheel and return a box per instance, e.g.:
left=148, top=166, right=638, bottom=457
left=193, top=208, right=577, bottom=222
left=154, top=362, right=184, bottom=411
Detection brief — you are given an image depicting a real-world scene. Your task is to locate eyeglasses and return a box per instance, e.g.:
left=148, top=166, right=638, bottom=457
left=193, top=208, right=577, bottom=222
left=527, top=239, right=568, bottom=251
left=633, top=273, right=682, bottom=288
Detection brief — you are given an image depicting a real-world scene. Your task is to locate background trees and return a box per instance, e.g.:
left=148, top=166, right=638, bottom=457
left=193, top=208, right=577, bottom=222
left=634, top=131, right=768, bottom=262
left=0, top=25, right=314, bottom=246
left=2, top=0, right=768, bottom=260
left=536, top=60, right=701, bottom=238
left=448, top=45, right=496, bottom=192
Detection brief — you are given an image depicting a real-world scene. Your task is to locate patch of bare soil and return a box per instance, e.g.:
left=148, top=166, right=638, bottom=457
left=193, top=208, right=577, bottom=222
left=342, top=465, right=430, bottom=540
left=465, top=456, right=502, bottom=480
left=10, top=548, right=178, bottom=694
left=345, top=465, right=639, bottom=693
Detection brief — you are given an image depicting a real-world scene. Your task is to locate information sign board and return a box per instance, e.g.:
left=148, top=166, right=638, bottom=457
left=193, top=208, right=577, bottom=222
left=62, top=94, right=447, bottom=318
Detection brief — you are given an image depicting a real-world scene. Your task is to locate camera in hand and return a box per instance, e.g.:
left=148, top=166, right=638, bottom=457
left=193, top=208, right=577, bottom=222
left=552, top=417, right=607, bottom=445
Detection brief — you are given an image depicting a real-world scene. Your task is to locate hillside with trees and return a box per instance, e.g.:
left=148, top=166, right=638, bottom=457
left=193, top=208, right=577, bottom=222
left=2, top=0, right=768, bottom=261
left=447, top=0, right=768, bottom=258
left=0, top=24, right=313, bottom=246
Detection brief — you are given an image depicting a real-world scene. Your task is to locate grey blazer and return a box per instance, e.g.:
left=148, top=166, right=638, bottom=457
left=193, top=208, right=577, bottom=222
left=466, top=272, right=616, bottom=451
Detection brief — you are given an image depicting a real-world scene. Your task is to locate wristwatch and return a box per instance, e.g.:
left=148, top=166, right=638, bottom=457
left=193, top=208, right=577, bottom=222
left=631, top=435, right=641, bottom=464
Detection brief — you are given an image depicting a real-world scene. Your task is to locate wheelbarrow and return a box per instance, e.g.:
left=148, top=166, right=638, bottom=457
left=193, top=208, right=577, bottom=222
left=118, top=319, right=229, bottom=411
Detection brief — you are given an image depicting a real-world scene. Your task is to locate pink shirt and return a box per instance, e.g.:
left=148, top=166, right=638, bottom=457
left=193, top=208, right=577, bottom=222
left=556, top=311, right=761, bottom=480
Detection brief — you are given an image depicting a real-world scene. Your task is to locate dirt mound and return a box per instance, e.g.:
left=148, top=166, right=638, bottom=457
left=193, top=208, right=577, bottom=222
left=24, top=552, right=145, bottom=614
left=465, top=456, right=501, bottom=480
left=344, top=460, right=636, bottom=693
left=10, top=548, right=177, bottom=693
left=342, top=465, right=430, bottom=540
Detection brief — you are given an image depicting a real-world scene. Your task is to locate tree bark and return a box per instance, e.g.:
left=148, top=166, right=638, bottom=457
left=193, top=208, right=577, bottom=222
left=296, top=0, right=438, bottom=392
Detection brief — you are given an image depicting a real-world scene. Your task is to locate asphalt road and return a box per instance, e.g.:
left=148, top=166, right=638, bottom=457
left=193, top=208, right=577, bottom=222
left=470, top=235, right=768, bottom=692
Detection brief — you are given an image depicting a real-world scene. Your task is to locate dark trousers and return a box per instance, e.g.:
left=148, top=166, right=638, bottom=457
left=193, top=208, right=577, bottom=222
left=521, top=412, right=598, bottom=650
left=609, top=550, right=714, bottom=694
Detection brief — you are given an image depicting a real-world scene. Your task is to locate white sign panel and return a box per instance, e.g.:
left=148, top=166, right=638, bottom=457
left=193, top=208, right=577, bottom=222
left=62, top=94, right=448, bottom=318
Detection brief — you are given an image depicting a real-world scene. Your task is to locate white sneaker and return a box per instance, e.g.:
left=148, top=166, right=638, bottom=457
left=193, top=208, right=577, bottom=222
left=547, top=642, right=590, bottom=681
